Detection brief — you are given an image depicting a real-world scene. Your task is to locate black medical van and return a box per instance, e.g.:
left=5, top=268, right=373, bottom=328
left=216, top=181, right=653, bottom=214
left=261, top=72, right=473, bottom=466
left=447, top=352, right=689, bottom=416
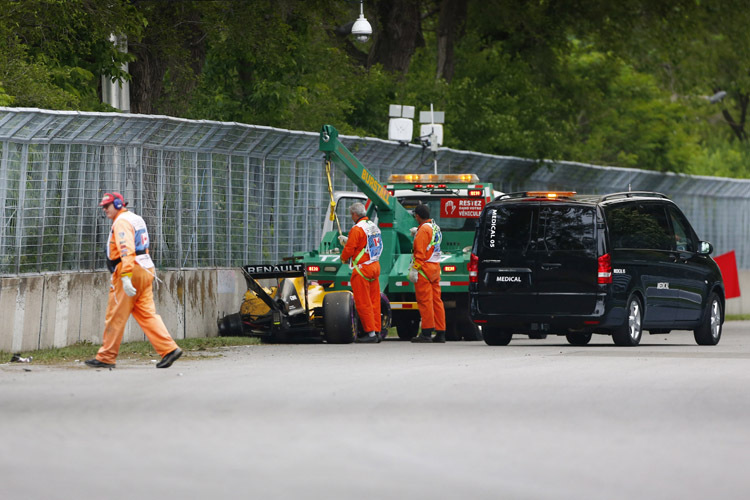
left=468, top=191, right=724, bottom=346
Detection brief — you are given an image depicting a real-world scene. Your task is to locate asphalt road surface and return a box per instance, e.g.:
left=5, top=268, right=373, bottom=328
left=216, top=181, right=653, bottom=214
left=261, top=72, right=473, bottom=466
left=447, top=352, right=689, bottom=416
left=2, top=322, right=750, bottom=500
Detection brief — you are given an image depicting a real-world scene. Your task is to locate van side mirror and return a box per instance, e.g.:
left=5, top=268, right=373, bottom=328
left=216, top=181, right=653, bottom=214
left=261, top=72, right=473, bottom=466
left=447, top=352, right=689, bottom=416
left=698, top=241, right=713, bottom=255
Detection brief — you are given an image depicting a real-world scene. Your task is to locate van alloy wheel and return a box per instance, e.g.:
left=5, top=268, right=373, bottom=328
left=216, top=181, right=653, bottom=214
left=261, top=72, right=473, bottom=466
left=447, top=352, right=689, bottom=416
left=694, top=293, right=722, bottom=346
left=613, top=296, right=643, bottom=346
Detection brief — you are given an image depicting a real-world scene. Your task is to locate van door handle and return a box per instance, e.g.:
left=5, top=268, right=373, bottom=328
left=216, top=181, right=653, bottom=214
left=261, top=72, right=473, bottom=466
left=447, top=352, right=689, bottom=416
left=541, top=262, right=562, bottom=270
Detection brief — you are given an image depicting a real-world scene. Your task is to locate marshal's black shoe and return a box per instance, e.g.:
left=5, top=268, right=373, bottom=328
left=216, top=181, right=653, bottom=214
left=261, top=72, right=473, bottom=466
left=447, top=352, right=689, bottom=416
left=156, top=348, right=183, bottom=368
left=356, top=332, right=381, bottom=343
left=85, top=358, right=115, bottom=369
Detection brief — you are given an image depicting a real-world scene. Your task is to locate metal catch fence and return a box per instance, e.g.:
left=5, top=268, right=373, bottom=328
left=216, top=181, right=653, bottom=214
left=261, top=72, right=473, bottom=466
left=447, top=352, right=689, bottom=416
left=1, top=107, right=749, bottom=276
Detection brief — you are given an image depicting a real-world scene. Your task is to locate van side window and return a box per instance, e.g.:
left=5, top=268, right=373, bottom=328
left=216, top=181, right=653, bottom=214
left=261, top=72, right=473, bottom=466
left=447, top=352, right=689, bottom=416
left=538, top=206, right=595, bottom=254
left=606, top=203, right=673, bottom=250
left=668, top=207, right=695, bottom=252
left=482, top=206, right=534, bottom=254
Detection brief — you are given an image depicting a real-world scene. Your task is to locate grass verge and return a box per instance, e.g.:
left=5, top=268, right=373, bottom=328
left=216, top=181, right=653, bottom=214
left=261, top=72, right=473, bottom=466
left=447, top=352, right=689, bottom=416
left=1, top=336, right=260, bottom=365
left=726, top=314, right=750, bottom=321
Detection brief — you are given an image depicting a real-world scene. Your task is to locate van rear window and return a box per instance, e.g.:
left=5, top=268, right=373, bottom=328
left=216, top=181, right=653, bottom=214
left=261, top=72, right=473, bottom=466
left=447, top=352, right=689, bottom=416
left=482, top=206, right=534, bottom=253
left=482, top=205, right=595, bottom=254
left=538, top=206, right=595, bottom=253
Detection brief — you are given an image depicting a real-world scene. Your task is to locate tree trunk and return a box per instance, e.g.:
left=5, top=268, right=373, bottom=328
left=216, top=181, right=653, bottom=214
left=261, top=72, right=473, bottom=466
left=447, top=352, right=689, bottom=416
left=128, top=4, right=206, bottom=115
left=436, top=0, right=467, bottom=82
left=368, top=0, right=423, bottom=75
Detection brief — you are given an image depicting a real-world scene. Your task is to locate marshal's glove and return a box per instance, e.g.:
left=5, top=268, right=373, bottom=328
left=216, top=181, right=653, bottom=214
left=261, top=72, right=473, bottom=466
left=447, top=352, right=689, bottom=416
left=121, top=275, right=137, bottom=297
left=338, top=235, right=349, bottom=246
left=410, top=227, right=418, bottom=237
left=407, top=266, right=419, bottom=283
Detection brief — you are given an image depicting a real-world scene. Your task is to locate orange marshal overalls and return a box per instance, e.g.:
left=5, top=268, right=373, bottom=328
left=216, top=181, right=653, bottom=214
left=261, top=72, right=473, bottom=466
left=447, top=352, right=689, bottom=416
left=95, top=209, right=179, bottom=364
left=412, top=220, right=446, bottom=331
left=341, top=217, right=382, bottom=333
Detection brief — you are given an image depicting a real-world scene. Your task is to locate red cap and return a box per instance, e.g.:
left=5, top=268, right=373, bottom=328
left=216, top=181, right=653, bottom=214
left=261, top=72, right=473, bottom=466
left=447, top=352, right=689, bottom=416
left=99, top=192, right=126, bottom=207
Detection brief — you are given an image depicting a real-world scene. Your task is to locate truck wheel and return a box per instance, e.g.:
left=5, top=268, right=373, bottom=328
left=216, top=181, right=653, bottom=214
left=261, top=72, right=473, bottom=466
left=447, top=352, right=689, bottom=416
left=395, top=314, right=420, bottom=340
left=380, top=293, right=392, bottom=340
left=445, top=317, right=461, bottom=341
left=694, top=292, right=722, bottom=345
left=218, top=313, right=244, bottom=336
left=566, top=333, right=592, bottom=345
left=483, top=327, right=513, bottom=346
left=323, top=292, right=357, bottom=344
left=612, top=295, right=642, bottom=346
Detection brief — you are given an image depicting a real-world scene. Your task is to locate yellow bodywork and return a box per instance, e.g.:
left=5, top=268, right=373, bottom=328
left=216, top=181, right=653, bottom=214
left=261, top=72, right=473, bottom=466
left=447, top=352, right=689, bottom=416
left=240, top=277, right=328, bottom=318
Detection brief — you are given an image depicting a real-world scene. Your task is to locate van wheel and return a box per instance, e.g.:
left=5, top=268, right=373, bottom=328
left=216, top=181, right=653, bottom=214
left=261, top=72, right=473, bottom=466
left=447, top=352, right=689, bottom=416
left=694, top=293, right=722, bottom=345
left=612, top=296, right=643, bottom=346
left=566, top=333, right=592, bottom=346
left=323, top=292, right=357, bottom=344
left=483, top=327, right=513, bottom=346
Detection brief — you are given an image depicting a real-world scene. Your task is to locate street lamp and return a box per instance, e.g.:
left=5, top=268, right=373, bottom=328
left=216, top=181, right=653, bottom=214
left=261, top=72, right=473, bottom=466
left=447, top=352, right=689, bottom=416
left=351, top=1, right=372, bottom=43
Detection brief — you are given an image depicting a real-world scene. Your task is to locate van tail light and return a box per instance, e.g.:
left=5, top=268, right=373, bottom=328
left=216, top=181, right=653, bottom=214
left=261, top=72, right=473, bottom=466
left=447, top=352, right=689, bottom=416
left=468, top=253, right=479, bottom=283
left=597, top=253, right=612, bottom=284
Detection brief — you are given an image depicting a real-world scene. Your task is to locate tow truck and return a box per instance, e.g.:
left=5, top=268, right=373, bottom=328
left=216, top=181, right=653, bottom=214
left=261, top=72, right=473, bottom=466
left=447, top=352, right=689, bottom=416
left=296, top=127, right=500, bottom=341
left=218, top=125, right=498, bottom=342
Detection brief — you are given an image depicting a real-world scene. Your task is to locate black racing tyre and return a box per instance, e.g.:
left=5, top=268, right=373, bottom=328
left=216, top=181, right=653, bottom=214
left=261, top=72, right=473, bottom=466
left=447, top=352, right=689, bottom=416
left=323, top=292, right=357, bottom=344
left=483, top=327, right=513, bottom=346
left=612, top=295, right=643, bottom=346
left=694, top=292, right=722, bottom=346
left=395, top=314, right=420, bottom=340
left=218, top=313, right=244, bottom=336
left=566, top=333, right=592, bottom=346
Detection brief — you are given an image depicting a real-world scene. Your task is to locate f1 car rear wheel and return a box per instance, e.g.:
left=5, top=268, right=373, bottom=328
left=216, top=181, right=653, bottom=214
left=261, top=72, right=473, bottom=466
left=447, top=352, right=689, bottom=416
left=323, top=292, right=357, bottom=344
left=218, top=313, right=244, bottom=336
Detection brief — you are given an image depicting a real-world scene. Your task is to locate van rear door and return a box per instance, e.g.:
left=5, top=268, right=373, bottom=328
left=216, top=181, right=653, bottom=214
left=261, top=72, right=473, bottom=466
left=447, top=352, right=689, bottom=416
left=534, top=205, right=598, bottom=314
left=476, top=204, right=538, bottom=314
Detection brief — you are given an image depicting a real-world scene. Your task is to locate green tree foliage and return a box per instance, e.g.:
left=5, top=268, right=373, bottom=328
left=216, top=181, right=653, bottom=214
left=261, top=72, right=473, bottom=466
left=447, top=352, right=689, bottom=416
left=2, top=0, right=750, bottom=177
left=0, top=0, right=145, bottom=110
left=560, top=42, right=700, bottom=172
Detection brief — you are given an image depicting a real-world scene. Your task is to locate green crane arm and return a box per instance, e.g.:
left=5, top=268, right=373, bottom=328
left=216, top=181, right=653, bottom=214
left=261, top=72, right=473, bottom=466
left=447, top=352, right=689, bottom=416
left=319, top=124, right=413, bottom=227
left=319, top=125, right=414, bottom=285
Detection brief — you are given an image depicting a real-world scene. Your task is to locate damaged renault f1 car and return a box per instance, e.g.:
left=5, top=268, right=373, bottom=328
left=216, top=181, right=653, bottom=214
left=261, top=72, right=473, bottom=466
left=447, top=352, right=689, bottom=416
left=217, top=263, right=391, bottom=343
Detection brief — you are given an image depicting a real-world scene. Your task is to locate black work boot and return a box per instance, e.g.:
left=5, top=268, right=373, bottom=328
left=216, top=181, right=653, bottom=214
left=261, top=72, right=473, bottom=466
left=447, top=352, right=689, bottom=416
left=433, top=330, right=446, bottom=343
left=356, top=331, right=381, bottom=343
left=411, top=328, right=433, bottom=343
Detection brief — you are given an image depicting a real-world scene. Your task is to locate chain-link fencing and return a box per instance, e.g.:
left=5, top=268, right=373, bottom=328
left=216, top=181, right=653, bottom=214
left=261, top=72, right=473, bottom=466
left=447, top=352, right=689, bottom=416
left=1, top=107, right=749, bottom=276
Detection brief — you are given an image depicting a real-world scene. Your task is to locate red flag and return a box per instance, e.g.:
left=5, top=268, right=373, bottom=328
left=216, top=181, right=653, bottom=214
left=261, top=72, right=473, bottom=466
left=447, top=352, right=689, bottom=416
left=714, top=250, right=741, bottom=299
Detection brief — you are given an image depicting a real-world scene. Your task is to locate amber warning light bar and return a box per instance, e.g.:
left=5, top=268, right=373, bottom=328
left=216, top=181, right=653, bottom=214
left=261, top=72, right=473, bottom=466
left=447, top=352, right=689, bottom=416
left=526, top=191, right=576, bottom=199
left=388, top=173, right=479, bottom=183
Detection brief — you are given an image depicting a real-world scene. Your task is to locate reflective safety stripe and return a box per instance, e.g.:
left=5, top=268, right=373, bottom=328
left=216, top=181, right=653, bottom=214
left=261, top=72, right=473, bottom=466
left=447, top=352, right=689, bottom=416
left=353, top=247, right=375, bottom=282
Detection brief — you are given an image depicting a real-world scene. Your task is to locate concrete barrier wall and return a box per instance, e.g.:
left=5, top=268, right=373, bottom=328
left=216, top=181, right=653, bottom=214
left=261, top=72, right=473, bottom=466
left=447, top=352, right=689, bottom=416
left=0, top=268, right=747, bottom=352
left=0, top=268, right=247, bottom=353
